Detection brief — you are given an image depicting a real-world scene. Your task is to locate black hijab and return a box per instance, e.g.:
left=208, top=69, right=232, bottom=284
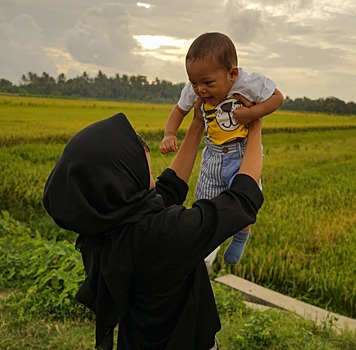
left=43, top=112, right=152, bottom=235
left=43, top=113, right=165, bottom=349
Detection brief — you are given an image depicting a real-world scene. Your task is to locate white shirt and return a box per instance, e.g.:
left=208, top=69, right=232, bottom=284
left=177, top=68, right=276, bottom=144
left=177, top=67, right=276, bottom=112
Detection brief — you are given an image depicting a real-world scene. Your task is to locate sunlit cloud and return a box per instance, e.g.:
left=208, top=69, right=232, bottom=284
left=133, top=35, right=191, bottom=63
left=45, top=47, right=99, bottom=77
left=134, top=35, right=188, bottom=50
left=137, top=2, right=151, bottom=9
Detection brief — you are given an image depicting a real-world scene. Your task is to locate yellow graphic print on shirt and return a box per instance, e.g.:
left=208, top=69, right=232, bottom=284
left=203, top=94, right=249, bottom=145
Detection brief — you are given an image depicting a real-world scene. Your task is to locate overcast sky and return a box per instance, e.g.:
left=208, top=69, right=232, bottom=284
left=1, top=0, right=355, bottom=102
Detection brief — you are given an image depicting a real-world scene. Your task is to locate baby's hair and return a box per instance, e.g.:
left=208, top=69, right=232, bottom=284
left=186, top=32, right=238, bottom=71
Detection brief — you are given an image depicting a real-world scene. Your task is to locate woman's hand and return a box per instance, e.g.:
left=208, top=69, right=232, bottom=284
left=193, top=98, right=204, bottom=123
left=233, top=94, right=255, bottom=125
left=234, top=88, right=284, bottom=125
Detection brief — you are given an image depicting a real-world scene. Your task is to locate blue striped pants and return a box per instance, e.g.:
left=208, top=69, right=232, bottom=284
left=195, top=137, right=247, bottom=200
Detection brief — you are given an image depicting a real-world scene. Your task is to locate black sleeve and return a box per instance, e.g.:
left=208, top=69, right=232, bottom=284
left=155, top=168, right=189, bottom=207
left=160, top=173, right=264, bottom=275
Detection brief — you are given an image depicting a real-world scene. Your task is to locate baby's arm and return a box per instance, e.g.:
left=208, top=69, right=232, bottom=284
left=160, top=105, right=190, bottom=154
left=233, top=88, right=284, bottom=125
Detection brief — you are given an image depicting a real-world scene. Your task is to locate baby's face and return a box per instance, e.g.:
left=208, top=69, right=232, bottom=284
left=186, top=58, right=237, bottom=105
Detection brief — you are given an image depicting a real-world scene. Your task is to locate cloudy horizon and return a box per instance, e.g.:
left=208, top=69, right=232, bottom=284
left=1, top=0, right=356, bottom=102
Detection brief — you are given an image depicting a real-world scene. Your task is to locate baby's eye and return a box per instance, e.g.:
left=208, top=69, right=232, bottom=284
left=190, top=81, right=197, bottom=87
left=205, top=81, right=213, bottom=86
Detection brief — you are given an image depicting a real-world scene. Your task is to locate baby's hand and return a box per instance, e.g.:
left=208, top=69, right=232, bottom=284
left=160, top=133, right=179, bottom=154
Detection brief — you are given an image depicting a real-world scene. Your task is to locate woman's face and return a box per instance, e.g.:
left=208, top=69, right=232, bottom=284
left=145, top=151, right=156, bottom=190
left=136, top=133, right=155, bottom=190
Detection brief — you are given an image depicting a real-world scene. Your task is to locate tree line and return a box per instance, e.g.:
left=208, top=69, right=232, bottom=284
left=0, top=71, right=185, bottom=104
left=280, top=96, right=356, bottom=115
left=1, top=71, right=355, bottom=115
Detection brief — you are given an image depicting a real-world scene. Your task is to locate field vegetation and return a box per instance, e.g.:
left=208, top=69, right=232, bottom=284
left=0, top=95, right=355, bottom=349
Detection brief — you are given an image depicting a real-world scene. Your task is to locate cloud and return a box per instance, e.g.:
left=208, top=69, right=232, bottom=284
left=61, top=1, right=224, bottom=81
left=222, top=0, right=265, bottom=44
left=0, top=14, right=57, bottom=82
left=128, top=0, right=226, bottom=38
left=0, top=0, right=355, bottom=101
left=64, top=3, right=143, bottom=73
left=136, top=54, right=186, bottom=83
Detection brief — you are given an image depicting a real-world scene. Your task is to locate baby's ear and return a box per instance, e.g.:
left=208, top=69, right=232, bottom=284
left=229, top=66, right=239, bottom=80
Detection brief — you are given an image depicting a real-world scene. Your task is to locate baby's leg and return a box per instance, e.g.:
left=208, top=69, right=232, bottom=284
left=223, top=226, right=250, bottom=265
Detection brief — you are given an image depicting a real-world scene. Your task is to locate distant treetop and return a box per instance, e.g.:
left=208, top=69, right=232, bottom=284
left=1, top=72, right=355, bottom=114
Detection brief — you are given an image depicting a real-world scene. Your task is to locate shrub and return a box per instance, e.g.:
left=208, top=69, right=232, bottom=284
left=0, top=211, right=90, bottom=320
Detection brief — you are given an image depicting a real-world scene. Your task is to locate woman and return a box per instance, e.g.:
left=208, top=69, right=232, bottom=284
left=43, top=110, right=263, bottom=350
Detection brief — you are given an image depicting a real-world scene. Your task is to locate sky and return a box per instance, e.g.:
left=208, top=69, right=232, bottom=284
left=1, top=0, right=356, bottom=102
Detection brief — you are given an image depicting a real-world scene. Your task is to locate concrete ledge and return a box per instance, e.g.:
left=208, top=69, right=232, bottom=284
left=215, top=274, right=356, bottom=331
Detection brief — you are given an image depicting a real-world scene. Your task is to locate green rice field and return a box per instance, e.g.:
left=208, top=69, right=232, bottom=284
left=0, top=94, right=355, bottom=324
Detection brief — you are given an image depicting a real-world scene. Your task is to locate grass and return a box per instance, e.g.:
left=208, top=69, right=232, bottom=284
left=1, top=284, right=355, bottom=349
left=0, top=95, right=182, bottom=144
left=1, top=94, right=356, bottom=144
left=213, top=128, right=356, bottom=317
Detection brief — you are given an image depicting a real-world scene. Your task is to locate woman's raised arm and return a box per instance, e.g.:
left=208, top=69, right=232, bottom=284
left=238, top=118, right=263, bottom=183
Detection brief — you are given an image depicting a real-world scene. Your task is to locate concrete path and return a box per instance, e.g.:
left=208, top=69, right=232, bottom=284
left=215, top=274, right=356, bottom=332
